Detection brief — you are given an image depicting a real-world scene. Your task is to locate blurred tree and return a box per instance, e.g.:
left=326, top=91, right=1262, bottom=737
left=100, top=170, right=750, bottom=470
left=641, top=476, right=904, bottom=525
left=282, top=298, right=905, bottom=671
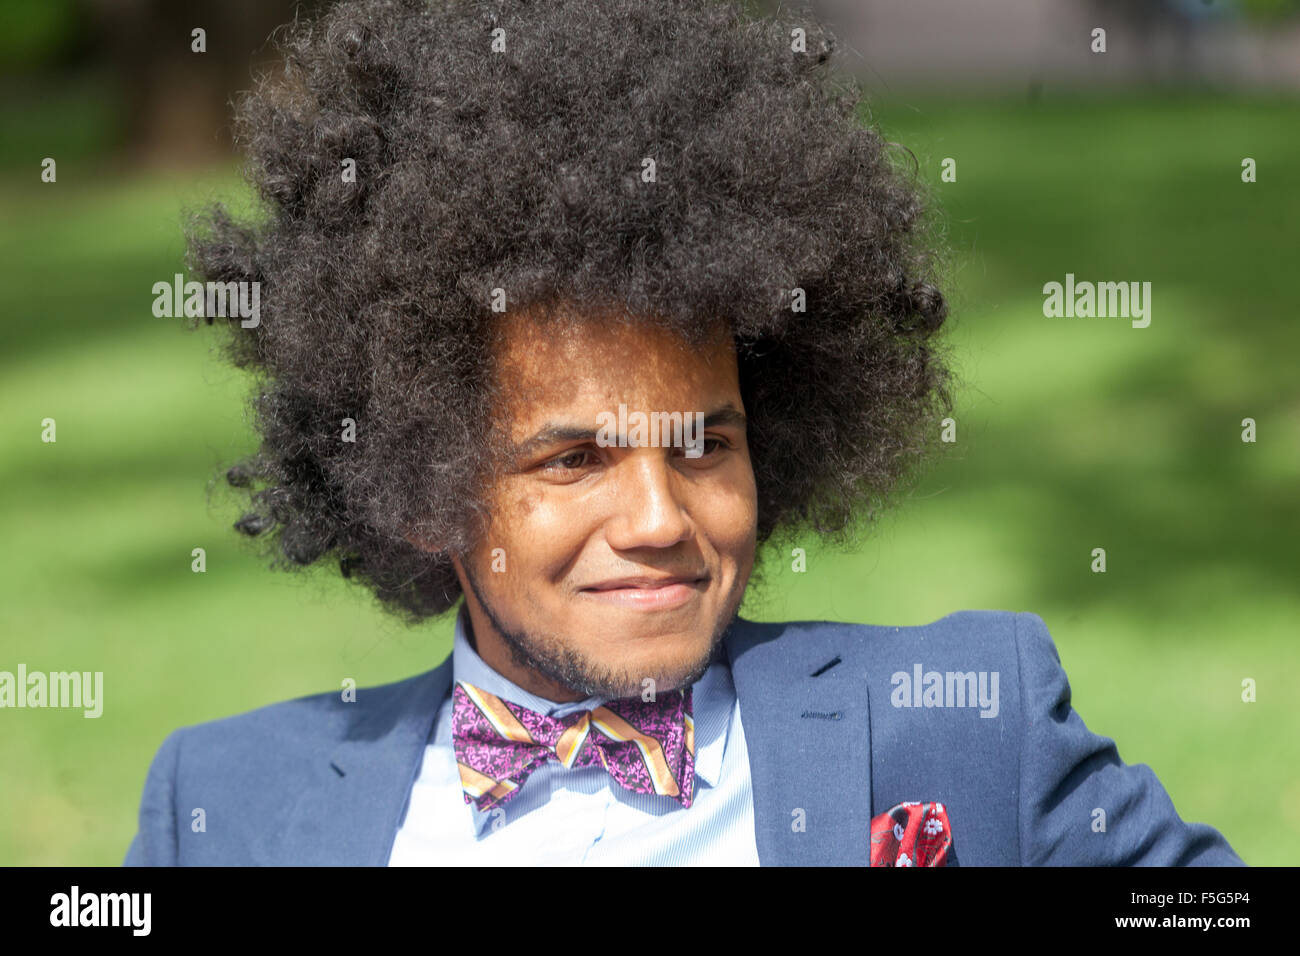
left=1084, top=0, right=1300, bottom=82
left=83, top=0, right=327, bottom=166
left=0, top=0, right=84, bottom=71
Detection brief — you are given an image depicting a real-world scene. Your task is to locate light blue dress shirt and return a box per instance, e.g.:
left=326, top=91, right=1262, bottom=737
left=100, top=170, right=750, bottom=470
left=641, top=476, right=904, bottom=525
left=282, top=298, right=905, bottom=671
left=388, top=607, right=759, bottom=865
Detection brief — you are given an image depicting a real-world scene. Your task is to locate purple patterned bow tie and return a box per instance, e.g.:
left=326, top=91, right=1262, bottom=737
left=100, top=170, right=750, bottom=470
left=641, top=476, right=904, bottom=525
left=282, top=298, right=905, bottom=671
left=451, top=680, right=695, bottom=812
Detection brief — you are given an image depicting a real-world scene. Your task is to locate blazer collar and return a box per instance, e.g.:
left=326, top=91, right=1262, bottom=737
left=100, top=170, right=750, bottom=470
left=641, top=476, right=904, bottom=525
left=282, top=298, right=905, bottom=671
left=723, top=617, right=873, bottom=865
left=280, top=615, right=871, bottom=865
left=277, top=659, right=453, bottom=866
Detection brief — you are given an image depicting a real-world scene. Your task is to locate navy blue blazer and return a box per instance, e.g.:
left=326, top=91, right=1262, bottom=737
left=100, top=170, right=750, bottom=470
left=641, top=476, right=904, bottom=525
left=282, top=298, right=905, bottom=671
left=123, top=610, right=1244, bottom=865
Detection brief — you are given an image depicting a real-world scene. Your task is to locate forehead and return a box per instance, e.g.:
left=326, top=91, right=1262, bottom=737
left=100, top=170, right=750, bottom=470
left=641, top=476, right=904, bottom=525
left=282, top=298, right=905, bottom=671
left=489, top=311, right=739, bottom=432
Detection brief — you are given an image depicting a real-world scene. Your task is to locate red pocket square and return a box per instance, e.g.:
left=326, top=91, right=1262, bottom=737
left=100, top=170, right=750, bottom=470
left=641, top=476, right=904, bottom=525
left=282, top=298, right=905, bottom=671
left=869, top=801, right=952, bottom=866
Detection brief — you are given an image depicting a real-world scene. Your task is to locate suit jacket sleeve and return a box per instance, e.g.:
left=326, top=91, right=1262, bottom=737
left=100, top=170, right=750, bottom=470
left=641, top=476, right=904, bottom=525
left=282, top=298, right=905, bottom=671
left=1014, top=612, right=1244, bottom=865
left=122, top=729, right=183, bottom=866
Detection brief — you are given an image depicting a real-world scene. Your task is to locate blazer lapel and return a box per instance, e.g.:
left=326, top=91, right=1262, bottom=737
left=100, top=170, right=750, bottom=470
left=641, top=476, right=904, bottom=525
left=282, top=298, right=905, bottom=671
left=725, top=617, right=873, bottom=866
left=276, top=655, right=453, bottom=865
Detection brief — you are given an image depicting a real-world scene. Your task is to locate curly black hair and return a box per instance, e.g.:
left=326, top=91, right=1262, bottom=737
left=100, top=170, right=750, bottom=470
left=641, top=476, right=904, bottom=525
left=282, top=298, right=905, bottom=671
left=188, top=0, right=955, bottom=625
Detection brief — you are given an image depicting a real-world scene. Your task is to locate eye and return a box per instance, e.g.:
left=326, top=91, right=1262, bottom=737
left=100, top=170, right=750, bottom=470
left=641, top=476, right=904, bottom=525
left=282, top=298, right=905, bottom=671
left=542, top=448, right=593, bottom=472
left=677, top=437, right=728, bottom=458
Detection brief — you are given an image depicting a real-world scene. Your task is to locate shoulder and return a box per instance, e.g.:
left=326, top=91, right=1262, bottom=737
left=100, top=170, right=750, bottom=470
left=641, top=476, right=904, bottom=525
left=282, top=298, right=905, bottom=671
left=730, top=610, right=1075, bottom=752
left=725, top=609, right=1054, bottom=740
left=729, top=609, right=1052, bottom=672
left=739, top=611, right=1243, bottom=865
left=135, top=659, right=451, bottom=809
left=169, top=664, right=446, bottom=755
left=124, top=660, right=453, bottom=865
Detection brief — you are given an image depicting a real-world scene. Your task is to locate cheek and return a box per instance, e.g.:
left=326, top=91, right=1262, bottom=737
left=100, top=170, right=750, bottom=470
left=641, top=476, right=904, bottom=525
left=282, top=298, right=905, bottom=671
left=486, top=484, right=590, bottom=579
left=697, top=459, right=759, bottom=555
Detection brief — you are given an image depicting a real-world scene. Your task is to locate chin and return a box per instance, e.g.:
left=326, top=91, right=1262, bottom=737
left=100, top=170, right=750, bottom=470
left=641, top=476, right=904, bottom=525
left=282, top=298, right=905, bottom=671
left=581, top=610, right=713, bottom=647
left=612, top=632, right=714, bottom=679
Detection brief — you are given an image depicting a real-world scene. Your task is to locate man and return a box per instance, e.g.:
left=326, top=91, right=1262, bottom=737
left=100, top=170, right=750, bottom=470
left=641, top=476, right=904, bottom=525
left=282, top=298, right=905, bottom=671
left=124, top=0, right=1243, bottom=865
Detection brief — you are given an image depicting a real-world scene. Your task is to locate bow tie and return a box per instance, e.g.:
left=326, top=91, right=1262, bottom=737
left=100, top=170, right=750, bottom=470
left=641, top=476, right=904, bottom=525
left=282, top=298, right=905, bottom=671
left=451, top=680, right=695, bottom=813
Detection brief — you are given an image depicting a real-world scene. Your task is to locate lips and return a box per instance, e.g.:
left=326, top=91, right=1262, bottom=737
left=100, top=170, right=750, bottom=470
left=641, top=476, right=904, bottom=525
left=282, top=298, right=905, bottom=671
left=579, top=574, right=709, bottom=611
left=582, top=575, right=707, bottom=591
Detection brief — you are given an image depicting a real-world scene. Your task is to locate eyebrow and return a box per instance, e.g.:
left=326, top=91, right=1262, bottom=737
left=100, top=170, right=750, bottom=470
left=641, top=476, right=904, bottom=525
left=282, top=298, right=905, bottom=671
left=511, top=404, right=748, bottom=463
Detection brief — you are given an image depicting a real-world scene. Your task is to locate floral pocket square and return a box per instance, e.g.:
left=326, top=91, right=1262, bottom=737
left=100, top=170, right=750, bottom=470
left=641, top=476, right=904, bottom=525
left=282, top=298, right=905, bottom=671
left=869, top=801, right=952, bottom=866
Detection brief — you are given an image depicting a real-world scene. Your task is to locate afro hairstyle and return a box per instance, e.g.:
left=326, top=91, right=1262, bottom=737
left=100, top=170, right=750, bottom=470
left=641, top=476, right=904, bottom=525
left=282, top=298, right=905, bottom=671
left=188, top=0, right=956, bottom=624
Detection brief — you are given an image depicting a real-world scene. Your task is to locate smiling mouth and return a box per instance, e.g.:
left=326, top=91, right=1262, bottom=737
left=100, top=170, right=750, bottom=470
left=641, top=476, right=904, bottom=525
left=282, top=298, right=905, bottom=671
left=579, top=576, right=709, bottom=611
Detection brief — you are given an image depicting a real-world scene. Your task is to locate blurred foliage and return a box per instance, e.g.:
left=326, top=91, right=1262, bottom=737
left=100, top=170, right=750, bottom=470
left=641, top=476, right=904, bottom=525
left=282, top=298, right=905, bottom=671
left=0, top=0, right=81, bottom=71
left=1236, top=0, right=1300, bottom=20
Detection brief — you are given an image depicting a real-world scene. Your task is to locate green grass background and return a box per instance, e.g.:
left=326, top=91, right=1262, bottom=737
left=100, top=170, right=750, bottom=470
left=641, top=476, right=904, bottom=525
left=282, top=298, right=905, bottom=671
left=1, top=91, right=1296, bottom=865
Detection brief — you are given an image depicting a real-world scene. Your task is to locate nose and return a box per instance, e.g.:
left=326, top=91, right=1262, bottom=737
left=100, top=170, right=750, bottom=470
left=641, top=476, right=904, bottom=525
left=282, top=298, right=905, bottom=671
left=602, top=450, right=693, bottom=551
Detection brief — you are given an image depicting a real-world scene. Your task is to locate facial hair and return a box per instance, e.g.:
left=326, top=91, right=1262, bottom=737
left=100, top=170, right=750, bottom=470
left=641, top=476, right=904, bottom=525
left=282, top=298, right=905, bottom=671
left=460, top=559, right=738, bottom=701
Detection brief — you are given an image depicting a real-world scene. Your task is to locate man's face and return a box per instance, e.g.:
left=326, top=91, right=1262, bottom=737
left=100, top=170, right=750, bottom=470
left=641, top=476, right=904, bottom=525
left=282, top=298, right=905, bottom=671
left=451, top=314, right=758, bottom=703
